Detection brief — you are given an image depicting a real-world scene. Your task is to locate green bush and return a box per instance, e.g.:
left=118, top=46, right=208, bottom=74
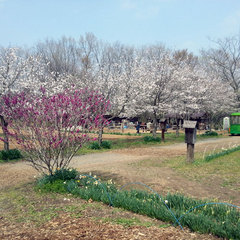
left=89, top=142, right=101, bottom=150
left=0, top=149, right=22, bottom=161
left=51, top=168, right=78, bottom=181
left=143, top=136, right=161, bottom=142
left=37, top=168, right=78, bottom=185
left=89, top=141, right=112, bottom=149
left=202, top=131, right=218, bottom=136
left=101, top=140, right=112, bottom=149
left=37, top=179, right=68, bottom=193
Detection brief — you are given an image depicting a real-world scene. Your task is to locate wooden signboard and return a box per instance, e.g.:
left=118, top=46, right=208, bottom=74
left=183, top=120, right=197, bottom=129
left=185, top=128, right=196, bottom=144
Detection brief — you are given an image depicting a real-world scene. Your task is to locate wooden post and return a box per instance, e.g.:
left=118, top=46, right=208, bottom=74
left=187, top=143, right=194, bottom=163
left=183, top=120, right=197, bottom=163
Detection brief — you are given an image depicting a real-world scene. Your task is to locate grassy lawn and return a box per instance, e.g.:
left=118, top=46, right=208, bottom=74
left=137, top=149, right=240, bottom=191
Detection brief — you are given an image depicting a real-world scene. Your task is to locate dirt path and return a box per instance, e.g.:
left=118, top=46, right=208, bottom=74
left=70, top=136, right=240, bottom=204
left=1, top=136, right=240, bottom=204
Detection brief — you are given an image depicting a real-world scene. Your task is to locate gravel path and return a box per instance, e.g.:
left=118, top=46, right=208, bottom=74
left=70, top=152, right=138, bottom=167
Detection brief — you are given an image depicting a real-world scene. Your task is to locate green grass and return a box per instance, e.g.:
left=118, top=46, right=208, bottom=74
left=0, top=183, right=101, bottom=226
left=98, top=216, right=170, bottom=228
left=154, top=150, right=240, bottom=190
left=0, top=185, right=61, bottom=225
left=61, top=205, right=87, bottom=218
left=77, top=138, right=160, bottom=155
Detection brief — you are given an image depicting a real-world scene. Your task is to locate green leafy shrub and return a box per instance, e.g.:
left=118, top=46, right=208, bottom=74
left=202, top=131, right=218, bottom=136
left=89, top=140, right=112, bottom=149
left=89, top=142, right=101, bottom=150
left=101, top=140, right=112, bottom=149
left=37, top=168, right=78, bottom=185
left=0, top=149, right=22, bottom=161
left=37, top=179, right=68, bottom=193
left=51, top=168, right=78, bottom=181
left=143, top=136, right=161, bottom=142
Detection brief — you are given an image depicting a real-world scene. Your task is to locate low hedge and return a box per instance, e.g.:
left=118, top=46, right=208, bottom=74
left=0, top=149, right=22, bottom=161
left=143, top=136, right=161, bottom=142
left=201, top=131, right=218, bottom=137
left=89, top=140, right=112, bottom=150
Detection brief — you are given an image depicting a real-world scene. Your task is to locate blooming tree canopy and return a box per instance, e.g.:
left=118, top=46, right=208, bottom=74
left=2, top=88, right=110, bottom=174
left=0, top=33, right=237, bottom=149
left=125, top=46, right=180, bottom=136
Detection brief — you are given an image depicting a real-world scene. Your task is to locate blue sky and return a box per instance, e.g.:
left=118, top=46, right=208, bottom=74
left=0, top=0, right=240, bottom=54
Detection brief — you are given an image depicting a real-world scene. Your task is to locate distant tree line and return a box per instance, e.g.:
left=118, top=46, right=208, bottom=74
left=0, top=33, right=239, bottom=148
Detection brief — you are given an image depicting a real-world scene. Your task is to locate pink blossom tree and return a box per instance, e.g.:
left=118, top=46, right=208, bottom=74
left=2, top=88, right=110, bottom=174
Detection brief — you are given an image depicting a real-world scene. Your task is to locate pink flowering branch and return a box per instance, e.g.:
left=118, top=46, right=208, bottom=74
left=1, top=88, right=110, bottom=175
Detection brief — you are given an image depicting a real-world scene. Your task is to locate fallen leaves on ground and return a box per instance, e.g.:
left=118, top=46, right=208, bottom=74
left=0, top=213, right=219, bottom=240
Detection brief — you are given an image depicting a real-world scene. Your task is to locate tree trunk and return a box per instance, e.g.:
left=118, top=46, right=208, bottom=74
left=0, top=115, right=9, bottom=151
left=176, top=119, right=180, bottom=137
left=98, top=126, right=103, bottom=145
left=152, top=115, right=158, bottom=138
left=186, top=143, right=194, bottom=163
